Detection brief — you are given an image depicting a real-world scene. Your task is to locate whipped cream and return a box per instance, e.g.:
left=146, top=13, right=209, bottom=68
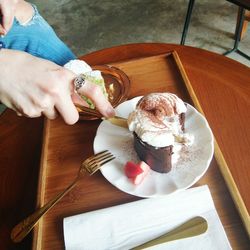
left=128, top=93, right=192, bottom=148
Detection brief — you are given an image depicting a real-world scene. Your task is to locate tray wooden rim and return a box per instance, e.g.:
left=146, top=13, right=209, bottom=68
left=32, top=50, right=250, bottom=249
left=171, top=51, right=249, bottom=236
left=32, top=118, right=51, bottom=250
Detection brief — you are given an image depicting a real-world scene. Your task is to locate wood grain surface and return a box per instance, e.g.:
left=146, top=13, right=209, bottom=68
left=0, top=112, right=43, bottom=250
left=0, top=43, right=249, bottom=250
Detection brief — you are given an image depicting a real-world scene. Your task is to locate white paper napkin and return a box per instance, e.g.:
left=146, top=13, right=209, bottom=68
left=63, top=185, right=231, bottom=250
left=64, top=59, right=103, bottom=79
left=64, top=59, right=92, bottom=75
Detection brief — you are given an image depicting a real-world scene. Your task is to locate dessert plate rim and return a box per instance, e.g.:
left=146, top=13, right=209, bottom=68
left=93, top=96, right=214, bottom=198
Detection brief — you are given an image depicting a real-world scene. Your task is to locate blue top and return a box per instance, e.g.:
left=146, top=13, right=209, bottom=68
left=0, top=4, right=76, bottom=66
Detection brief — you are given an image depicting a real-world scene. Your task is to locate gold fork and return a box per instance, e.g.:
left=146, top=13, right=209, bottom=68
left=11, top=150, right=115, bottom=243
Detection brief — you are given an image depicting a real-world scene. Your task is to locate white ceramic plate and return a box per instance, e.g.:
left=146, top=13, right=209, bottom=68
left=93, top=96, right=214, bottom=198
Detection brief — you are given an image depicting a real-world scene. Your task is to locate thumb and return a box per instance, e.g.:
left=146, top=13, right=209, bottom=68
left=0, top=14, right=6, bottom=34
left=1, top=7, right=14, bottom=33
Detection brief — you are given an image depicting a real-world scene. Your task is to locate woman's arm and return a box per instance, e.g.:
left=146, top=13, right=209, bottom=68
left=0, top=49, right=114, bottom=124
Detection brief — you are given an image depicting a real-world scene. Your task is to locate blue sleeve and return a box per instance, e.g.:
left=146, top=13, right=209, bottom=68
left=0, top=4, right=76, bottom=66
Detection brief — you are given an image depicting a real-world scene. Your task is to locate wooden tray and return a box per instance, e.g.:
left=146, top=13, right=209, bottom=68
left=32, top=51, right=249, bottom=249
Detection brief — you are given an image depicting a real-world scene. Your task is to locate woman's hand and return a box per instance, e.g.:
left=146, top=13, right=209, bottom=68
left=0, top=49, right=115, bottom=124
left=0, top=0, right=19, bottom=35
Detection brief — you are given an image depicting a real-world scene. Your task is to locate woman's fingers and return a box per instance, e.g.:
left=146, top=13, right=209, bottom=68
left=77, top=80, right=115, bottom=118
left=0, top=2, right=15, bottom=34
left=42, top=107, right=58, bottom=120
left=0, top=25, right=6, bottom=35
left=71, top=91, right=88, bottom=107
left=55, top=91, right=79, bottom=125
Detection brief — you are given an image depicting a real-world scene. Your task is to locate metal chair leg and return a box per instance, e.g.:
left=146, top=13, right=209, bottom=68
left=180, top=0, right=195, bottom=45
left=224, top=6, right=250, bottom=60
left=224, top=6, right=245, bottom=55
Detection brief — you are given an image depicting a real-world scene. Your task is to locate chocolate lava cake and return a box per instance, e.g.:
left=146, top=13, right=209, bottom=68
left=128, top=93, right=188, bottom=173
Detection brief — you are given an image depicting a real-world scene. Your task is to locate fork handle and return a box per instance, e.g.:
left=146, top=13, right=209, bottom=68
left=11, top=177, right=79, bottom=243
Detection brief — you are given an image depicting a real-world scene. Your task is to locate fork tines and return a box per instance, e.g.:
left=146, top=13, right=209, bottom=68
left=84, top=150, right=115, bottom=175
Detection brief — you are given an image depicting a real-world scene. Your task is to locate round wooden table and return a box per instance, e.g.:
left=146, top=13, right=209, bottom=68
left=0, top=43, right=249, bottom=249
